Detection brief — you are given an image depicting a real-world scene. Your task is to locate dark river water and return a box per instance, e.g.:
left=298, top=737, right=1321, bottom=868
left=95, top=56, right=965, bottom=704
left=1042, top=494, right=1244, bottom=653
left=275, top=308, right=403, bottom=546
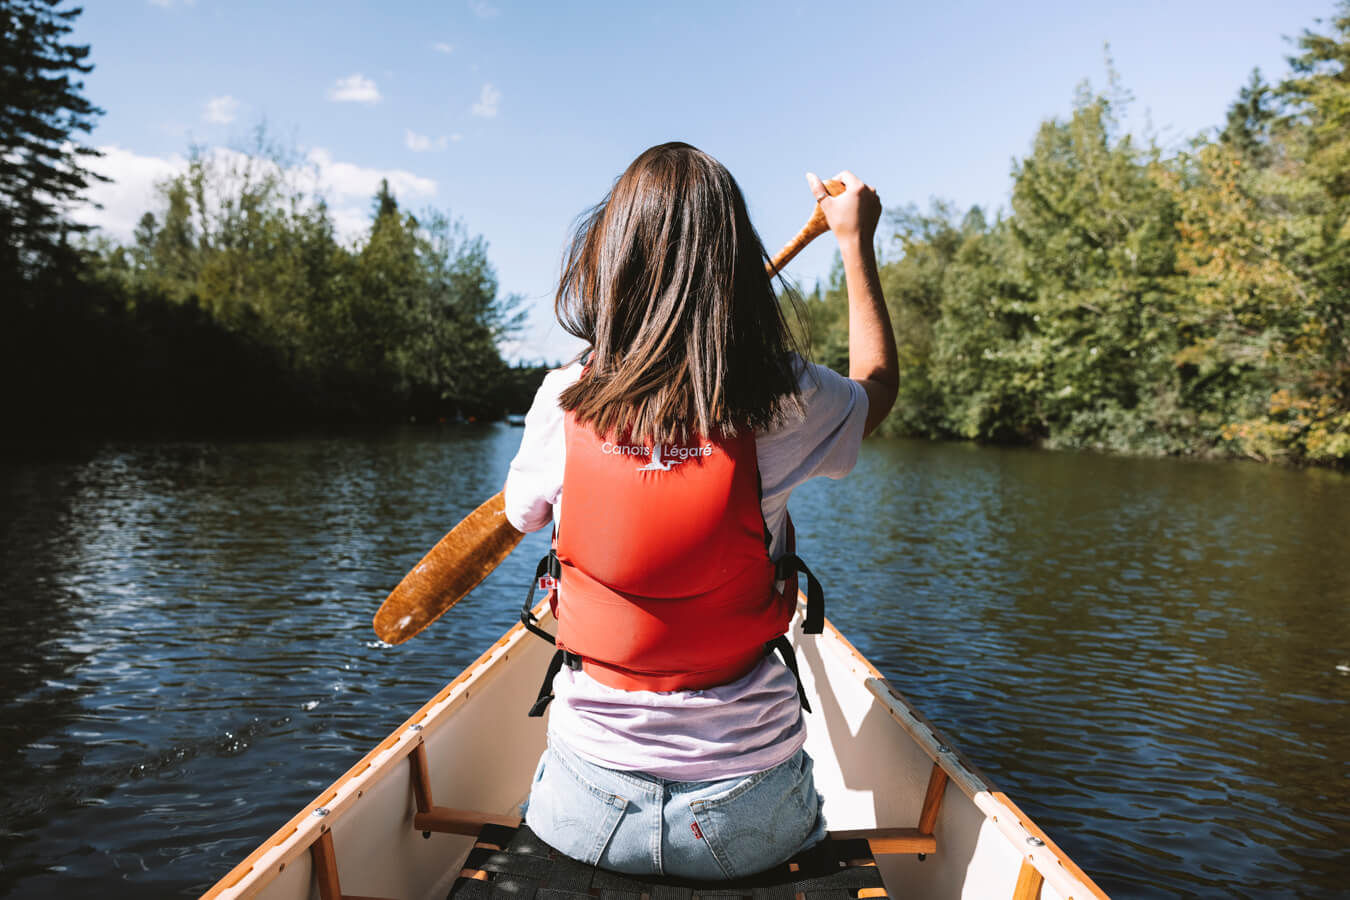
left=1, top=427, right=1347, bottom=898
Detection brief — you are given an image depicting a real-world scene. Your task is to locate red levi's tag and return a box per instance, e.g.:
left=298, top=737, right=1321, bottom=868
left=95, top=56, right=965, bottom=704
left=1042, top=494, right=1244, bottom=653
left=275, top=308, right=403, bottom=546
left=691, top=822, right=704, bottom=840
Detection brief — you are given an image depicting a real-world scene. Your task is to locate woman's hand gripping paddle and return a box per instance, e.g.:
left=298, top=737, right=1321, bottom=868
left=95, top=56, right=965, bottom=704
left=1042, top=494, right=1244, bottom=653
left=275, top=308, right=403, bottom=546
left=372, top=178, right=847, bottom=645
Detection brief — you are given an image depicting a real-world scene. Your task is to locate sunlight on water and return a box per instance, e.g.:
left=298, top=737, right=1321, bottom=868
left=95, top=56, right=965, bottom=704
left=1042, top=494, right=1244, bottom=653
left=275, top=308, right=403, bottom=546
left=2, top=429, right=1347, bottom=898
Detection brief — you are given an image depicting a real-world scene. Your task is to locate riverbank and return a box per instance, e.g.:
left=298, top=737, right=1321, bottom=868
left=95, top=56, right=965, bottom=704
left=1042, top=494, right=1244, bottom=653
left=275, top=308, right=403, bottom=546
left=799, top=13, right=1350, bottom=468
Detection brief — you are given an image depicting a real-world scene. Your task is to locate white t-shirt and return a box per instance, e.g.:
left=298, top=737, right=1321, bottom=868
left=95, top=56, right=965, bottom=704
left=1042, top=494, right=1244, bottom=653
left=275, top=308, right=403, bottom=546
left=504, top=355, right=867, bottom=780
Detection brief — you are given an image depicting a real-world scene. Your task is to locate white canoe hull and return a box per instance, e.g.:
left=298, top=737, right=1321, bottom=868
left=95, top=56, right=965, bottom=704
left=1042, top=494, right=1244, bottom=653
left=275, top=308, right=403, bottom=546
left=203, top=607, right=1109, bottom=900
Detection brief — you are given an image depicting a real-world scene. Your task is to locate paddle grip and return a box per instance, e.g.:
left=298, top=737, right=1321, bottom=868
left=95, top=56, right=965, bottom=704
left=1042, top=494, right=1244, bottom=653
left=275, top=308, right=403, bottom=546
left=766, top=179, right=847, bottom=277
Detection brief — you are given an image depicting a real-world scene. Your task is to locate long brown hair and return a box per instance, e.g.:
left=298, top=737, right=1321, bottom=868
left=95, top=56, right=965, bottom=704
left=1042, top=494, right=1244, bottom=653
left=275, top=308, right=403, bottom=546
left=555, top=142, right=804, bottom=445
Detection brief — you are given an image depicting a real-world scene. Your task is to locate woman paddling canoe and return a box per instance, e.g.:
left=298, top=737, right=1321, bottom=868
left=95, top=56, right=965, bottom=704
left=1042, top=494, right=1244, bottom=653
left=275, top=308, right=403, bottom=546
left=502, top=142, right=897, bottom=879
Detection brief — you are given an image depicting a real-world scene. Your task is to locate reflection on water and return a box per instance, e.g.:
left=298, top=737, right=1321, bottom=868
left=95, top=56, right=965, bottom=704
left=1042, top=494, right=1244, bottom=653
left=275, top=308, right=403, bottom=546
left=1, top=430, right=1347, bottom=898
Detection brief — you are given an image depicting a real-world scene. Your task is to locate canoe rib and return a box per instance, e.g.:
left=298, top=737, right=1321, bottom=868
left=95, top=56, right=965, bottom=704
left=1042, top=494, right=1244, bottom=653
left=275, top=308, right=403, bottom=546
left=311, top=829, right=393, bottom=900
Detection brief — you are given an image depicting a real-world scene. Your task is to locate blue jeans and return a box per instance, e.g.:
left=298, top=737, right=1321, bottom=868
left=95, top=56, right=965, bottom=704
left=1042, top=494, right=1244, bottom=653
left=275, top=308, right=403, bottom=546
left=522, top=739, right=827, bottom=880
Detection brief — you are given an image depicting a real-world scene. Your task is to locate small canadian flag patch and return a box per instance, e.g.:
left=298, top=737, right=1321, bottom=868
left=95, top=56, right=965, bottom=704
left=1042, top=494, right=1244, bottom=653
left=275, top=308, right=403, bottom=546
left=537, top=574, right=557, bottom=592
left=690, top=822, right=704, bottom=840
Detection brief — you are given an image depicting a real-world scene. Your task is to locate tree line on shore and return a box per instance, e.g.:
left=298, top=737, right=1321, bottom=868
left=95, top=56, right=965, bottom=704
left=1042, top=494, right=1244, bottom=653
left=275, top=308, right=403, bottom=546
left=1, top=0, right=545, bottom=435
left=803, top=4, right=1350, bottom=466
left=5, top=0, right=1348, bottom=463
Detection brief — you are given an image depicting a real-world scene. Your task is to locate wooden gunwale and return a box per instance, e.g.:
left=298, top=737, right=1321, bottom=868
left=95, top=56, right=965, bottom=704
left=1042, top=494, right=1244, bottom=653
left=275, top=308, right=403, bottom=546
left=200, top=616, right=537, bottom=900
left=814, top=620, right=1110, bottom=900
left=977, top=791, right=1112, bottom=900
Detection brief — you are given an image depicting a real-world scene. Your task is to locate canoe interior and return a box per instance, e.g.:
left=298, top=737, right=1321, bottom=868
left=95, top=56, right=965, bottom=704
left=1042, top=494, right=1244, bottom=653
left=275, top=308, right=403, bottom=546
left=203, top=608, right=1108, bottom=900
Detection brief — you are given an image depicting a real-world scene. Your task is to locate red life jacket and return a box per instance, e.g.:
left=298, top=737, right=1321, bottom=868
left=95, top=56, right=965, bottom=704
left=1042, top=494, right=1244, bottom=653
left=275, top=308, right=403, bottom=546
left=551, top=415, right=795, bottom=692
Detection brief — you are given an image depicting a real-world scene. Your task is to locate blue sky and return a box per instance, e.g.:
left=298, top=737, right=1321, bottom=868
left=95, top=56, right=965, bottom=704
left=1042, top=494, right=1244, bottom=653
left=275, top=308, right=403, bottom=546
left=72, top=0, right=1338, bottom=361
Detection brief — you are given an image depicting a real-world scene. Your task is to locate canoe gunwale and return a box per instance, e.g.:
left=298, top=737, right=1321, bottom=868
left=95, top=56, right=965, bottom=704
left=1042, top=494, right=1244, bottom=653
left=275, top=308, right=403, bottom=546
left=813, top=619, right=1110, bottom=900
left=200, top=614, right=540, bottom=900
left=976, top=791, right=1112, bottom=900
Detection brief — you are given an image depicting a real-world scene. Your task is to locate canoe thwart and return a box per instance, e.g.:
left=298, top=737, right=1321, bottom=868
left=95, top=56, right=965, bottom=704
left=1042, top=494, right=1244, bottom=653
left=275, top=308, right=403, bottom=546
left=829, top=759, right=947, bottom=858
left=414, top=806, right=523, bottom=836
left=449, top=822, right=889, bottom=900
left=827, top=827, right=937, bottom=856
left=408, top=743, right=522, bottom=836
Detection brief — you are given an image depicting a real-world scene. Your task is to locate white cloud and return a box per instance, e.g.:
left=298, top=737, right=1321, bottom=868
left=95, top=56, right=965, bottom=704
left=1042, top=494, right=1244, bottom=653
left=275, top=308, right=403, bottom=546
left=450, top=133, right=463, bottom=143
left=328, top=73, right=381, bottom=104
left=69, top=144, right=438, bottom=243
left=68, top=145, right=187, bottom=239
left=203, top=95, right=239, bottom=124
left=305, top=147, right=437, bottom=205
left=469, top=1, right=499, bottom=18
left=148, top=0, right=196, bottom=7
left=433, top=42, right=453, bottom=54
left=309, top=147, right=436, bottom=239
left=330, top=206, right=371, bottom=241
left=405, top=129, right=449, bottom=152
left=471, top=83, right=500, bottom=118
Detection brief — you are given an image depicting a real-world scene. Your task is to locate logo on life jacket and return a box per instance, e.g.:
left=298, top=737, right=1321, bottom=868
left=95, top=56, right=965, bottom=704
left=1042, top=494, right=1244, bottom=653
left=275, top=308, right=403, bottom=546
left=598, top=441, right=716, bottom=471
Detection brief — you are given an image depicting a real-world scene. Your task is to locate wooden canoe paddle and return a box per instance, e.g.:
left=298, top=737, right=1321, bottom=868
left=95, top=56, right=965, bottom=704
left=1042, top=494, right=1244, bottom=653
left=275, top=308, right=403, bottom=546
left=373, top=178, right=847, bottom=645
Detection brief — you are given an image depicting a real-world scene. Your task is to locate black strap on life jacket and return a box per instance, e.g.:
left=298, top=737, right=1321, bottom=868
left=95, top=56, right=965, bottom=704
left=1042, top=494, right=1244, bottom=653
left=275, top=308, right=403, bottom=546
left=520, top=550, right=560, bottom=645
left=522, top=548, right=575, bottom=717
left=775, top=553, right=824, bottom=634
left=527, top=647, right=581, bottom=718
left=765, top=635, right=812, bottom=714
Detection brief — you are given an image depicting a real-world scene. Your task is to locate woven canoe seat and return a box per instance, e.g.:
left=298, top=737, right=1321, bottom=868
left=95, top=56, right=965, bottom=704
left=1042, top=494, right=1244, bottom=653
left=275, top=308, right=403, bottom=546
left=448, top=823, right=888, bottom=900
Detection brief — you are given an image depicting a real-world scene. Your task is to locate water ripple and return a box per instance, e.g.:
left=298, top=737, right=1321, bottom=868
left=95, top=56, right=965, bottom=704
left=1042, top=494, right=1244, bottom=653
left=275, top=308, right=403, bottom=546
left=2, top=431, right=1348, bottom=898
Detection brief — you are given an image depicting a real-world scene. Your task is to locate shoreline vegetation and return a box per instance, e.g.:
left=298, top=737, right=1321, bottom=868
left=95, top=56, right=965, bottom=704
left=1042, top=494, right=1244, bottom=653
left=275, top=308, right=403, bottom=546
left=801, top=8, right=1350, bottom=468
left=2, top=0, right=549, bottom=439
left=4, top=2, right=1349, bottom=466
left=3, top=131, right=551, bottom=435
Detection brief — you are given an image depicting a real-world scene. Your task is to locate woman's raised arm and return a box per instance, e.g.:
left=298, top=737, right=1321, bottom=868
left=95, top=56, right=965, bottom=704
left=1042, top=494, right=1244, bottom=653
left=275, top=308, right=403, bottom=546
left=806, top=170, right=898, bottom=437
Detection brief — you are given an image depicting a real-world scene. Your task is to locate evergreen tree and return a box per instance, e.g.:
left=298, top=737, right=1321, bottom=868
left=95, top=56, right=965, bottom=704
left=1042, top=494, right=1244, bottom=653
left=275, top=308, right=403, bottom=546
left=1220, top=69, right=1277, bottom=166
left=372, top=178, right=399, bottom=221
left=0, top=0, right=104, bottom=283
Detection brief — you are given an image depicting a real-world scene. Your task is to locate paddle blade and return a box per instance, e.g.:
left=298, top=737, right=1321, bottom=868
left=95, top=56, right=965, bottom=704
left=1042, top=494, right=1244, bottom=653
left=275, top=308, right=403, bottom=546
left=373, top=490, right=526, bottom=645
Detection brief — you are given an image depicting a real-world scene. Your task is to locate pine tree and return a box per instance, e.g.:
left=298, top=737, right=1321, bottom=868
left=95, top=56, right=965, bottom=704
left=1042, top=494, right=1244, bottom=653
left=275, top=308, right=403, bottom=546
left=371, top=178, right=398, bottom=221
left=0, top=0, right=104, bottom=282
left=1220, top=69, right=1276, bottom=166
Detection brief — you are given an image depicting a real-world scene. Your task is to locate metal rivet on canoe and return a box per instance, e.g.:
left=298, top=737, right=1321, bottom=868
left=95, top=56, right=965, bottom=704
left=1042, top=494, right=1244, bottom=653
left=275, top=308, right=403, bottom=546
left=312, top=807, right=330, bottom=818
left=1026, top=836, right=1044, bottom=847
left=937, top=745, right=951, bottom=753
left=410, top=723, right=424, bottom=732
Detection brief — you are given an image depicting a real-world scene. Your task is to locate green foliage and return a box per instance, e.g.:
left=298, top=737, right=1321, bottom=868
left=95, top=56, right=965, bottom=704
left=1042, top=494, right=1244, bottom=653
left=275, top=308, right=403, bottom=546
left=804, top=13, right=1350, bottom=466
left=4, top=128, right=533, bottom=432
left=0, top=0, right=539, bottom=434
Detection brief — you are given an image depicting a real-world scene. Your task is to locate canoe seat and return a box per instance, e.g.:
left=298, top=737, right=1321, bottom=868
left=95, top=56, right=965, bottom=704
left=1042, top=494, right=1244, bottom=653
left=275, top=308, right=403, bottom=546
left=448, top=822, right=889, bottom=900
